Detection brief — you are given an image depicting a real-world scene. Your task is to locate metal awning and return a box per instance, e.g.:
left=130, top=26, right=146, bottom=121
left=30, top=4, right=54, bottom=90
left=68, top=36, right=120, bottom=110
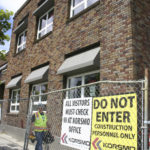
left=25, top=65, right=49, bottom=84
left=57, top=47, right=100, bottom=75
left=6, top=76, right=22, bottom=89
left=33, top=0, right=54, bottom=16
left=13, top=18, right=28, bottom=34
left=0, top=64, right=7, bottom=71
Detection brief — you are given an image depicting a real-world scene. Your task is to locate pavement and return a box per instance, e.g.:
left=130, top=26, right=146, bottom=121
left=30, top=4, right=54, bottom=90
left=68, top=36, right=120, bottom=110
left=0, top=124, right=78, bottom=150
left=0, top=131, right=77, bottom=150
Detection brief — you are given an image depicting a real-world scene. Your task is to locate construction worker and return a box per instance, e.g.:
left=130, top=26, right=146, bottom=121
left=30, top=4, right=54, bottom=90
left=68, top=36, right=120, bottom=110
left=30, top=103, right=50, bottom=150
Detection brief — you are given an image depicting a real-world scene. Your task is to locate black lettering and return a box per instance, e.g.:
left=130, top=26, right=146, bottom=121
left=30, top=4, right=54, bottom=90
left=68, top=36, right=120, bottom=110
left=110, top=112, right=115, bottom=122
left=119, top=97, right=127, bottom=108
left=116, top=111, right=122, bottom=122
left=123, top=111, right=130, bottom=123
left=128, top=96, right=135, bottom=108
left=102, top=112, right=108, bottom=122
left=111, top=98, right=118, bottom=108
left=94, top=99, right=100, bottom=109
left=101, top=99, right=107, bottom=109
left=96, top=112, right=101, bottom=122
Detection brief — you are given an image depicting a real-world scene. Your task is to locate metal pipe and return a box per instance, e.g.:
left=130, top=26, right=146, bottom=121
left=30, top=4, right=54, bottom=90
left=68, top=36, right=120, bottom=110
left=144, top=68, right=149, bottom=150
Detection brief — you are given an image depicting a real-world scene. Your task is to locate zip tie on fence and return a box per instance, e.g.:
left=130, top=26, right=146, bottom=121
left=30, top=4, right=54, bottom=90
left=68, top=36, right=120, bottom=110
left=30, top=79, right=145, bottom=98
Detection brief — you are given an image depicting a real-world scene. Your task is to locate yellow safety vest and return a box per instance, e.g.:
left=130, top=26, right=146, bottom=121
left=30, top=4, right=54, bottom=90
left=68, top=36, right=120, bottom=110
left=34, top=112, right=48, bottom=132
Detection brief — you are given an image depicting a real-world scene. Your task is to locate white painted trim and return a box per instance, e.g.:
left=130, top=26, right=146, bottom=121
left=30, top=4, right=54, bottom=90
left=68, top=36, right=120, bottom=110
left=32, top=82, right=48, bottom=106
left=70, top=0, right=99, bottom=18
left=16, top=30, right=27, bottom=53
left=67, top=70, right=99, bottom=98
left=37, top=7, right=54, bottom=39
left=10, top=89, right=20, bottom=113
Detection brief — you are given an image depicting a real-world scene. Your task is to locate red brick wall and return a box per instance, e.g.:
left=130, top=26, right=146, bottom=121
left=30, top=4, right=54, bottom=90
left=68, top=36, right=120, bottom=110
left=2, top=0, right=149, bottom=134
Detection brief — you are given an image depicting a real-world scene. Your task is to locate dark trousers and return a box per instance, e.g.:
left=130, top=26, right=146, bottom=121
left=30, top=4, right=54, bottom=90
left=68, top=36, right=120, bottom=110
left=35, top=131, right=44, bottom=150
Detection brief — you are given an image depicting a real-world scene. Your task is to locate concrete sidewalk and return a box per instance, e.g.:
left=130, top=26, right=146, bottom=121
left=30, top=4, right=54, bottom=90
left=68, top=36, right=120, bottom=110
left=0, top=133, right=34, bottom=150
left=0, top=125, right=77, bottom=150
left=0, top=132, right=77, bottom=150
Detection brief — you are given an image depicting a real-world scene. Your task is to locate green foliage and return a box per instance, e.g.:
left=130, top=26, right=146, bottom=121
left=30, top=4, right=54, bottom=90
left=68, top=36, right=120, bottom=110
left=0, top=50, right=6, bottom=60
left=0, top=9, right=13, bottom=45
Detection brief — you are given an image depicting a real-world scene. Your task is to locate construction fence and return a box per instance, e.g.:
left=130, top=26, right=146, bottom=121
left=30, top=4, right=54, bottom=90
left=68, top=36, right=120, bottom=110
left=23, top=79, right=149, bottom=150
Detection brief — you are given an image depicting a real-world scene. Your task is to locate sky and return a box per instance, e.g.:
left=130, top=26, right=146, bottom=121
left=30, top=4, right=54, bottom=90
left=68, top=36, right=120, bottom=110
left=0, top=0, right=27, bottom=52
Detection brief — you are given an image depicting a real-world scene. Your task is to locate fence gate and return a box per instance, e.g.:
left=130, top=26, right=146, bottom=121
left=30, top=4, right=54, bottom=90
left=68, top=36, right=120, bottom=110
left=24, top=79, right=148, bottom=150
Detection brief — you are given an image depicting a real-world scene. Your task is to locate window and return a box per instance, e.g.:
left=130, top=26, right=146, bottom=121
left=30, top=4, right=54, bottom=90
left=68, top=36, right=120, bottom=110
left=16, top=30, right=27, bottom=53
left=67, top=71, right=99, bottom=98
left=32, top=82, right=48, bottom=111
left=10, top=89, right=20, bottom=113
left=70, top=0, right=99, bottom=17
left=37, top=9, right=54, bottom=39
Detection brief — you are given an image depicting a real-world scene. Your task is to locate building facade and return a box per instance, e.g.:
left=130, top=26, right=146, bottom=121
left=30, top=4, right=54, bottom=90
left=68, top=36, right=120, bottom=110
left=0, top=0, right=150, bottom=138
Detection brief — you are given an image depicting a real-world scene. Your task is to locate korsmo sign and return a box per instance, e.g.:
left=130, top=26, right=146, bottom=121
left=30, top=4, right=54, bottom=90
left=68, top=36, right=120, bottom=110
left=60, top=98, right=92, bottom=150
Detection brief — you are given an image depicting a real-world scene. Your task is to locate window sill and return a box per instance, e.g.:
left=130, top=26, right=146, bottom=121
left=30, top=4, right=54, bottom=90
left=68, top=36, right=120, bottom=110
left=6, top=113, right=19, bottom=117
left=13, top=48, right=26, bottom=57
left=34, top=31, right=52, bottom=44
left=67, top=1, right=100, bottom=23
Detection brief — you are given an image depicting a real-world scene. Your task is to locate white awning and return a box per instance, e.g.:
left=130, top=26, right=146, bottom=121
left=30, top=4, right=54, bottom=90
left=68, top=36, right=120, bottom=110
left=6, top=76, right=22, bottom=89
left=25, top=66, right=49, bottom=84
left=57, top=47, right=100, bottom=75
left=0, top=64, right=7, bottom=71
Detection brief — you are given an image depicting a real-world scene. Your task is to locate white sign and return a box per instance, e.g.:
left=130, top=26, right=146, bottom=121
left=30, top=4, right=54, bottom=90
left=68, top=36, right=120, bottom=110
left=60, top=98, right=92, bottom=150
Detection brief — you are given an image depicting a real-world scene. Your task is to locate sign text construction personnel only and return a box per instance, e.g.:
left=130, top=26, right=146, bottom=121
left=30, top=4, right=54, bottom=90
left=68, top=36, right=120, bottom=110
left=90, top=93, right=137, bottom=150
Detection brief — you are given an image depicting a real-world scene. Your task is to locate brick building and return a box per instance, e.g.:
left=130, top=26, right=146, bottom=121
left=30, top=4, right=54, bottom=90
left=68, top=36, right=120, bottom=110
left=0, top=0, right=150, bottom=141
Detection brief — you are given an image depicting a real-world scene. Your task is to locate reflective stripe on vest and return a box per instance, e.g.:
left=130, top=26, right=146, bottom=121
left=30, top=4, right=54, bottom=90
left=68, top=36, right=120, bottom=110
left=34, top=112, right=47, bottom=132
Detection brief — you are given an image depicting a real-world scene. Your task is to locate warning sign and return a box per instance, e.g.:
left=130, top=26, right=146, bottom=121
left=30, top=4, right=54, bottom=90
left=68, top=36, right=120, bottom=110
left=61, top=98, right=92, bottom=150
left=90, top=93, right=137, bottom=150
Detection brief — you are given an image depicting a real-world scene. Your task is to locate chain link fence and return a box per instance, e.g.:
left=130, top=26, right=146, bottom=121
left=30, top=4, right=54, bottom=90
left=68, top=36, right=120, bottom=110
left=23, top=80, right=148, bottom=150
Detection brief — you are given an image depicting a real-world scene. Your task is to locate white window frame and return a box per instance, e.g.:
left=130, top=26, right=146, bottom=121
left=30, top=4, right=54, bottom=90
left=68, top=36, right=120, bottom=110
left=37, top=7, right=54, bottom=39
left=70, top=0, right=99, bottom=17
left=32, top=82, right=48, bottom=112
left=66, top=70, right=99, bottom=98
left=10, top=89, right=20, bottom=113
left=16, top=30, right=27, bottom=53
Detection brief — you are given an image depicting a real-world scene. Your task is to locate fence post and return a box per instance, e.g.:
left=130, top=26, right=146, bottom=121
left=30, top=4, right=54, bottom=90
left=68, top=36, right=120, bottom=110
left=23, top=96, right=33, bottom=150
left=144, top=68, right=149, bottom=150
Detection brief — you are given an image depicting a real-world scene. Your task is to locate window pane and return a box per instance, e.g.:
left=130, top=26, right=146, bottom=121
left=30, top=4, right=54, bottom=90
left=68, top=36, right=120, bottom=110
left=47, top=11, right=54, bottom=25
left=39, top=15, right=46, bottom=30
left=41, top=84, right=48, bottom=102
left=47, top=24, right=53, bottom=33
left=11, top=106, right=15, bottom=110
left=16, top=90, right=20, bottom=103
left=68, top=77, right=82, bottom=98
left=12, top=91, right=17, bottom=103
left=23, top=44, right=26, bottom=49
left=32, top=85, right=40, bottom=102
left=33, top=85, right=40, bottom=95
left=41, top=84, right=48, bottom=93
left=87, top=0, right=99, bottom=7
left=12, top=91, right=17, bottom=99
left=18, top=46, right=22, bottom=52
left=18, top=34, right=24, bottom=45
left=38, top=30, right=45, bottom=38
left=24, top=31, right=27, bottom=42
left=73, top=0, right=84, bottom=7
left=84, top=73, right=100, bottom=97
left=73, top=4, right=84, bottom=16
left=17, top=106, right=19, bottom=111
